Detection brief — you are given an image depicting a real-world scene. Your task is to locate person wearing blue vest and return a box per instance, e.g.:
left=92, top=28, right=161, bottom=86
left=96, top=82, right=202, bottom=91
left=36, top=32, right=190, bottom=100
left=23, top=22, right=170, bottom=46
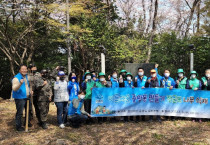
left=12, top=65, right=32, bottom=131
left=133, top=67, right=148, bottom=122
left=146, top=67, right=162, bottom=123
left=68, top=90, right=91, bottom=128
left=123, top=72, right=134, bottom=122
left=124, top=72, right=134, bottom=88
left=110, top=70, right=119, bottom=88
left=67, top=72, right=80, bottom=102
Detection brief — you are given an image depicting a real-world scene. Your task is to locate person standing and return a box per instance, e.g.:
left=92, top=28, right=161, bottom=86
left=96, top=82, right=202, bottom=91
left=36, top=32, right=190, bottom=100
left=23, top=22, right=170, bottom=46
left=110, top=71, right=119, bottom=88
left=54, top=71, right=69, bottom=128
left=201, top=69, right=210, bottom=90
left=146, top=69, right=162, bottom=123
left=175, top=69, right=188, bottom=89
left=95, top=72, right=107, bottom=123
left=187, top=71, right=202, bottom=122
left=81, top=72, right=95, bottom=115
left=134, top=67, right=147, bottom=122
left=12, top=65, right=32, bottom=131
left=34, top=69, right=52, bottom=129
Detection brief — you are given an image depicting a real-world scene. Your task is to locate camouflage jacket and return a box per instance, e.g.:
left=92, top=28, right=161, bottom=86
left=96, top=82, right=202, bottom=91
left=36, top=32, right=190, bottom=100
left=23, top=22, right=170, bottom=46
left=34, top=75, right=52, bottom=102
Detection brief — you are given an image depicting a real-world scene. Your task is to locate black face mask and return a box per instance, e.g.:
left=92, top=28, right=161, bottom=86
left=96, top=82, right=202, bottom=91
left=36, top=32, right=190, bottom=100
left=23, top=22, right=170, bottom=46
left=60, top=77, right=65, bottom=81
left=42, top=74, right=47, bottom=78
left=32, top=70, right=37, bottom=75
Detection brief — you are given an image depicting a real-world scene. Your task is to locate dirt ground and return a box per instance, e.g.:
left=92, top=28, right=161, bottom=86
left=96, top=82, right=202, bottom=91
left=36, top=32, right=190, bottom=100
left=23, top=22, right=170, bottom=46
left=0, top=98, right=210, bottom=145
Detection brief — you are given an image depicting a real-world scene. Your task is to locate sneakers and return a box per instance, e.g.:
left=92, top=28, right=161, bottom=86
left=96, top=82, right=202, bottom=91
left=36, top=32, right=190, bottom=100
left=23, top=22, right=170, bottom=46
left=59, top=124, right=65, bottom=129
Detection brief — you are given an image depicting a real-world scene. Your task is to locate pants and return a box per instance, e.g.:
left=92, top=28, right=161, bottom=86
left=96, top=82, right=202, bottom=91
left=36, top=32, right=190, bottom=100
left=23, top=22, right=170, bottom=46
left=37, top=101, right=49, bottom=123
left=149, top=115, right=161, bottom=121
left=33, top=96, right=41, bottom=122
left=84, top=99, right=91, bottom=114
left=15, top=98, right=32, bottom=129
left=69, top=114, right=88, bottom=127
left=55, top=102, right=68, bottom=125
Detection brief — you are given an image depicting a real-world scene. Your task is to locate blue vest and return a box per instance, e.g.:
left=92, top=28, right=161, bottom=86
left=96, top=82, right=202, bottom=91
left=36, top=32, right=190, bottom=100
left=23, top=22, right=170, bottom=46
left=124, top=81, right=133, bottom=88
left=135, top=75, right=147, bottom=87
left=110, top=77, right=119, bottom=88
left=68, top=81, right=79, bottom=101
left=161, top=77, right=176, bottom=88
left=68, top=99, right=84, bottom=116
left=12, top=73, right=30, bottom=99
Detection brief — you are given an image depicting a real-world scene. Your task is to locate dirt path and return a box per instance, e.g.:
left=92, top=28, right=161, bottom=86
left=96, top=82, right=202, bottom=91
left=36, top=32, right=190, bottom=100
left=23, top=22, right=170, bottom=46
left=0, top=99, right=210, bottom=145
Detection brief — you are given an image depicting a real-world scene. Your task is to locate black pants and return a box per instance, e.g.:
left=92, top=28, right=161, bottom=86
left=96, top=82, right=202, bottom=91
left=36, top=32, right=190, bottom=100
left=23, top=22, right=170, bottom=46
left=15, top=98, right=32, bottom=129
left=84, top=99, right=91, bottom=114
left=69, top=114, right=88, bottom=127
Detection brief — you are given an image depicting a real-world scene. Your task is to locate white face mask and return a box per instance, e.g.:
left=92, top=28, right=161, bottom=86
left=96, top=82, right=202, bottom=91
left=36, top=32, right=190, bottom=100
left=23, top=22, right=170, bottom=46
left=80, top=95, right=85, bottom=99
left=164, top=73, right=170, bottom=77
left=112, top=74, right=117, bottom=78
left=138, top=72, right=144, bottom=76
left=151, top=74, right=156, bottom=78
left=191, top=74, right=196, bottom=79
left=127, top=77, right=131, bottom=81
left=178, top=73, right=183, bottom=77
left=100, top=78, right=105, bottom=82
left=206, top=74, right=210, bottom=78
left=86, top=75, right=91, bottom=80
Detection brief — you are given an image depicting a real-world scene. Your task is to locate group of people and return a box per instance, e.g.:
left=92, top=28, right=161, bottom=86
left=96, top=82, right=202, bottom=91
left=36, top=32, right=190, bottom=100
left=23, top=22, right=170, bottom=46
left=12, top=64, right=210, bottom=131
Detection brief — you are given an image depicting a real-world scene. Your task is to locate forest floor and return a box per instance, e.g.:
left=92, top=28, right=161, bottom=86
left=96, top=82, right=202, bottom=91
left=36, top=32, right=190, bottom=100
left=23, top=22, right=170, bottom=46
left=0, top=98, right=210, bottom=145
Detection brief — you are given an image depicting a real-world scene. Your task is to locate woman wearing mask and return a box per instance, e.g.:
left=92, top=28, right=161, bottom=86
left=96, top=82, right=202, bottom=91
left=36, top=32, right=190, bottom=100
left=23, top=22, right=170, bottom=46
left=81, top=72, right=95, bottom=115
left=95, top=72, right=108, bottom=123
left=54, top=71, right=69, bottom=128
left=67, top=72, right=80, bottom=102
left=175, top=69, right=188, bottom=89
left=187, top=71, right=202, bottom=122
left=110, top=71, right=119, bottom=88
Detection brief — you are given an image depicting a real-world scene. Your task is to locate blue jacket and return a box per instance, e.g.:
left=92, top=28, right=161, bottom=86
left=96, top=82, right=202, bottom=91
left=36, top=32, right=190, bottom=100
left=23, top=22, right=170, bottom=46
left=67, top=81, right=80, bottom=101
left=134, top=75, right=147, bottom=87
left=110, top=77, right=119, bottom=88
left=12, top=73, right=30, bottom=99
left=155, top=68, right=175, bottom=88
left=124, top=80, right=133, bottom=88
left=68, top=99, right=84, bottom=116
left=160, top=77, right=176, bottom=88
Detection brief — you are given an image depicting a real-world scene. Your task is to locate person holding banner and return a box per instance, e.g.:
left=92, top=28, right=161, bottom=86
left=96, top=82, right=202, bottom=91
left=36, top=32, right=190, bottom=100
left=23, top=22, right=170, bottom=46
left=68, top=90, right=91, bottom=128
left=123, top=72, right=134, bottom=122
left=54, top=71, right=69, bottom=129
left=187, top=71, right=202, bottom=90
left=119, top=69, right=127, bottom=87
left=187, top=71, right=202, bottom=122
left=134, top=67, right=147, bottom=122
left=146, top=68, right=162, bottom=123
left=82, top=72, right=94, bottom=115
left=110, top=70, right=119, bottom=88
left=12, top=65, right=33, bottom=131
left=95, top=72, right=108, bottom=123
left=175, top=69, right=188, bottom=89
left=201, top=69, right=210, bottom=90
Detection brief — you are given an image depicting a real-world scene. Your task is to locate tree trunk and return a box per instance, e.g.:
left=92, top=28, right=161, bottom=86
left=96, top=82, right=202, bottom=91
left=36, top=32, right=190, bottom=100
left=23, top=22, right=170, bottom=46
left=184, top=0, right=201, bottom=37
left=146, top=0, right=158, bottom=63
left=196, top=0, right=201, bottom=33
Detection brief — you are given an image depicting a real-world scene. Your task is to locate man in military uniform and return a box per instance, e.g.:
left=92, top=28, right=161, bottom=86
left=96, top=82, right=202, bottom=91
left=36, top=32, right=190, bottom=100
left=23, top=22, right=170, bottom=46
left=34, top=69, right=52, bottom=129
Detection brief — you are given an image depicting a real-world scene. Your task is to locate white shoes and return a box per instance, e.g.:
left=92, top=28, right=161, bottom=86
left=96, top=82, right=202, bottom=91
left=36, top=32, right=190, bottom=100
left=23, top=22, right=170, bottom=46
left=59, top=124, right=65, bottom=129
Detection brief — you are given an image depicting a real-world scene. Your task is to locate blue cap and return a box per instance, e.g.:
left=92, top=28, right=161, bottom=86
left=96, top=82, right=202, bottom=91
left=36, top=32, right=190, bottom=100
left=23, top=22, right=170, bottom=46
left=58, top=71, right=65, bottom=76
